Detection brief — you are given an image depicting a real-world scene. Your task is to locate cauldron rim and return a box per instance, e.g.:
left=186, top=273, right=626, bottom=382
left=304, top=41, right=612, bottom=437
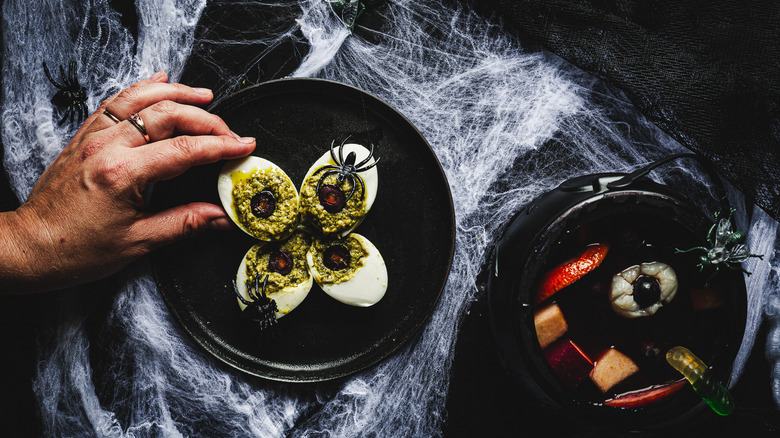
left=487, top=176, right=747, bottom=432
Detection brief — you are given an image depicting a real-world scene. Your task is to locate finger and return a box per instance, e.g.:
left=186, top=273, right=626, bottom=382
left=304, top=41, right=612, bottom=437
left=131, top=134, right=255, bottom=184
left=131, top=71, right=169, bottom=88
left=133, top=202, right=233, bottom=251
left=121, top=101, right=236, bottom=145
left=105, top=82, right=213, bottom=122
left=86, top=71, right=170, bottom=132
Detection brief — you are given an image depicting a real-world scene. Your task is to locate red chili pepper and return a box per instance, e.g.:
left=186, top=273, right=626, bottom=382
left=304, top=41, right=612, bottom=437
left=535, top=243, right=609, bottom=304
left=603, top=379, right=687, bottom=407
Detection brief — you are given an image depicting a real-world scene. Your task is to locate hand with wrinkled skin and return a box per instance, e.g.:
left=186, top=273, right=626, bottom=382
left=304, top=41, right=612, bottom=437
left=0, top=71, right=255, bottom=294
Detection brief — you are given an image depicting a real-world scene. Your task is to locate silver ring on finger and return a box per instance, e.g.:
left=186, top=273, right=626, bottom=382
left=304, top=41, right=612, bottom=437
left=128, top=112, right=150, bottom=143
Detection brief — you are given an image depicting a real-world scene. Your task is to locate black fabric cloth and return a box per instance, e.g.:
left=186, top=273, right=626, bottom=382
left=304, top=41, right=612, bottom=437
left=474, top=0, right=780, bottom=219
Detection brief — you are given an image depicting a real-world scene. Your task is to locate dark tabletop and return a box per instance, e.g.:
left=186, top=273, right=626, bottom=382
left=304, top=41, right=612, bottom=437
left=2, top=1, right=780, bottom=436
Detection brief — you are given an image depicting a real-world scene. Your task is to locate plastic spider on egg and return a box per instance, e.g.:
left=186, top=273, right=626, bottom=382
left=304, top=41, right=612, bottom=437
left=675, top=209, right=763, bottom=281
left=314, top=137, right=380, bottom=208
left=43, top=60, right=88, bottom=125
left=233, top=274, right=278, bottom=332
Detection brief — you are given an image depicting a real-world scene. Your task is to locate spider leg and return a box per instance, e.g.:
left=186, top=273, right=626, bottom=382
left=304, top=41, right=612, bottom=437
left=674, top=246, right=707, bottom=254
left=68, top=60, right=78, bottom=88
left=730, top=252, right=764, bottom=263
left=725, top=208, right=736, bottom=224
left=342, top=174, right=358, bottom=203
left=57, top=108, right=69, bottom=126
left=77, top=101, right=86, bottom=122
left=354, top=156, right=379, bottom=173
left=329, top=139, right=340, bottom=165
left=58, top=65, right=70, bottom=87
left=357, top=174, right=366, bottom=200
left=248, top=274, right=272, bottom=302
left=233, top=280, right=253, bottom=306
left=42, top=62, right=67, bottom=90
left=337, top=137, right=349, bottom=166
left=355, top=143, right=375, bottom=168
left=316, top=169, right=342, bottom=194
left=724, top=262, right=752, bottom=275
left=246, top=276, right=261, bottom=302
left=312, top=164, right=339, bottom=177
left=253, top=275, right=267, bottom=301
left=260, top=275, right=270, bottom=298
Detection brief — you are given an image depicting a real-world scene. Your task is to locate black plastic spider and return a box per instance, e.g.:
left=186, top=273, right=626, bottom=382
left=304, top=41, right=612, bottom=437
left=314, top=138, right=379, bottom=205
left=43, top=60, right=88, bottom=125
left=233, top=274, right=278, bottom=332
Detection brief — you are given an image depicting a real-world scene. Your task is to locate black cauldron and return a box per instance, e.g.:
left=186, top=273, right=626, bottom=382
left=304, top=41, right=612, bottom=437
left=486, top=154, right=747, bottom=432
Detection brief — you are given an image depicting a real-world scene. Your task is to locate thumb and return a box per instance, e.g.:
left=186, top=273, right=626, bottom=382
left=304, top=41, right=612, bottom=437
left=138, top=202, right=233, bottom=249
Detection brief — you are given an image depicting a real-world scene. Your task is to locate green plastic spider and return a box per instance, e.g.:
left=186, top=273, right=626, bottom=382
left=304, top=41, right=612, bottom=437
left=326, top=0, right=370, bottom=31
left=675, top=209, right=763, bottom=281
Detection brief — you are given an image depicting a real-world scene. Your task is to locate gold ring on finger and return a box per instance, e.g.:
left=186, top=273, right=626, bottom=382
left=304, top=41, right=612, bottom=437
left=128, top=112, right=150, bottom=143
left=103, top=109, right=121, bottom=124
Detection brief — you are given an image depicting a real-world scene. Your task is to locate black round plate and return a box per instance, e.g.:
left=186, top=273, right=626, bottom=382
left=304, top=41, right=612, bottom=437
left=149, top=78, right=455, bottom=382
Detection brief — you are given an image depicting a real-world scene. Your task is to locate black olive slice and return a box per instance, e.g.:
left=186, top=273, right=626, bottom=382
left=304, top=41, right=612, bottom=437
left=318, top=184, right=346, bottom=213
left=251, top=190, right=276, bottom=218
left=268, top=249, right=293, bottom=275
left=323, top=244, right=351, bottom=271
left=633, top=275, right=661, bottom=309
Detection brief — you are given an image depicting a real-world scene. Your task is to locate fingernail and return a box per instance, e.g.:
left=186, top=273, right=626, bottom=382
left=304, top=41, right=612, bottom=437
left=150, top=71, right=166, bottom=82
left=194, top=87, right=212, bottom=96
left=238, top=137, right=255, bottom=144
left=209, top=216, right=233, bottom=230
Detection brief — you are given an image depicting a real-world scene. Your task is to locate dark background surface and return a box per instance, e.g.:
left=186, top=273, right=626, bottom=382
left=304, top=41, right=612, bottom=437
left=2, top=0, right=780, bottom=436
left=2, top=277, right=780, bottom=436
left=474, top=0, right=780, bottom=223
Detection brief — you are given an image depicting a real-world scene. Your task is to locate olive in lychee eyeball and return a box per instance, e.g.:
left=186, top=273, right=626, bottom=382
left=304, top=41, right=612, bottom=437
left=235, top=228, right=313, bottom=319
left=299, top=141, right=379, bottom=237
left=217, top=156, right=300, bottom=241
left=306, top=233, right=388, bottom=307
left=610, top=261, right=678, bottom=318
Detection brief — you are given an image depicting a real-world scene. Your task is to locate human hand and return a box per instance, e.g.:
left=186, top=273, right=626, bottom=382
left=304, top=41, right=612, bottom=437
left=0, top=71, right=255, bottom=293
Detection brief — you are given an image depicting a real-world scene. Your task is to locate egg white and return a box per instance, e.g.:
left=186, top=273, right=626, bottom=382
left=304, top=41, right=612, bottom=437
left=306, top=233, right=388, bottom=307
left=217, top=155, right=299, bottom=240
left=235, top=242, right=313, bottom=319
left=301, top=143, right=379, bottom=237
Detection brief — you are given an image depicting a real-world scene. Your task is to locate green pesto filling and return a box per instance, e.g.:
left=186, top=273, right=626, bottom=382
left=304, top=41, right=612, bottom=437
left=245, top=229, right=312, bottom=295
left=311, top=235, right=368, bottom=285
left=232, top=167, right=299, bottom=240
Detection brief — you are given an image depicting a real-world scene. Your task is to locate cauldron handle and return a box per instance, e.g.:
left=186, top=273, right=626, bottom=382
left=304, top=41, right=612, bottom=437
left=606, top=152, right=730, bottom=212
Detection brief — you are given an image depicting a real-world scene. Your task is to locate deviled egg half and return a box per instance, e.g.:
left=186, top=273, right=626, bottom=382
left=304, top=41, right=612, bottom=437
left=235, top=229, right=314, bottom=319
left=218, top=156, right=300, bottom=241
left=299, top=141, right=379, bottom=237
left=306, top=233, right=388, bottom=307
